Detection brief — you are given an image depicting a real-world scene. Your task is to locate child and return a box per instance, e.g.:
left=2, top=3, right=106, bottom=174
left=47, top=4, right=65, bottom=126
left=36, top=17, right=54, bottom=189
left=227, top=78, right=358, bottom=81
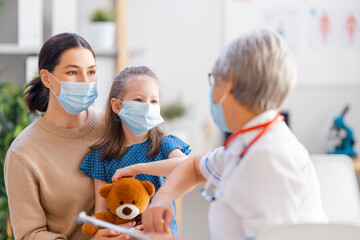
left=80, top=66, right=190, bottom=236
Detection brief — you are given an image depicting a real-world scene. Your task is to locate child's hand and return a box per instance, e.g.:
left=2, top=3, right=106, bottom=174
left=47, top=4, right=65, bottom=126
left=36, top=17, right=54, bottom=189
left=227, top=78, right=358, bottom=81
left=112, top=165, right=138, bottom=182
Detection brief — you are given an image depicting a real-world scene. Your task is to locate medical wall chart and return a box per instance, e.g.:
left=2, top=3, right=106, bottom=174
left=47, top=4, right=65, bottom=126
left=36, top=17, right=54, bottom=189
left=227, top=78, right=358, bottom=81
left=223, top=0, right=360, bottom=87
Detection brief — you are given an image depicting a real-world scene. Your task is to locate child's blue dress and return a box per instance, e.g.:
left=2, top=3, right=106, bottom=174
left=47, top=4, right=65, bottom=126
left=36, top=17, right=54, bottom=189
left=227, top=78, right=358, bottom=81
left=80, top=135, right=191, bottom=236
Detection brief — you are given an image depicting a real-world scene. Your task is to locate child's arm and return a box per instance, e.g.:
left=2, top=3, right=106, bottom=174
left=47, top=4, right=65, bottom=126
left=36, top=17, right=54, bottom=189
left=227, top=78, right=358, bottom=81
left=112, top=149, right=187, bottom=182
left=94, top=178, right=109, bottom=213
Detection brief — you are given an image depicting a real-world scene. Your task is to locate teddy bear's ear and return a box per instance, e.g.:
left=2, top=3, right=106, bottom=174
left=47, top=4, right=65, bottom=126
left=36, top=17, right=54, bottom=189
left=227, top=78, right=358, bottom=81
left=99, top=183, right=113, bottom=198
left=142, top=181, right=155, bottom=196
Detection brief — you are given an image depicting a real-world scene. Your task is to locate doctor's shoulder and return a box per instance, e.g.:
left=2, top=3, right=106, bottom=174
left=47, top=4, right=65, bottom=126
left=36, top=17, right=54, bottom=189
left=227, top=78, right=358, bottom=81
left=248, top=127, right=311, bottom=174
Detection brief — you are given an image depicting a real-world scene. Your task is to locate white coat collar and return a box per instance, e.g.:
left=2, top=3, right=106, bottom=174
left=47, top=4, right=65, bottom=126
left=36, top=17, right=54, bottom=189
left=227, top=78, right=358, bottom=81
left=226, top=110, right=278, bottom=157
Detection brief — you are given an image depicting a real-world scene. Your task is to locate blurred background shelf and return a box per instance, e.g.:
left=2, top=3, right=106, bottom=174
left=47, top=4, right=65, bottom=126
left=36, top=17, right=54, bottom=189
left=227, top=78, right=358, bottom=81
left=0, top=44, right=39, bottom=55
left=0, top=44, right=120, bottom=57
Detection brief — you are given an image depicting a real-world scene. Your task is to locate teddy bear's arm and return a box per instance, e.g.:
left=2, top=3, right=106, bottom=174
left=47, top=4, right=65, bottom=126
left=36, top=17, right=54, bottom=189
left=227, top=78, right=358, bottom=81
left=82, top=211, right=118, bottom=236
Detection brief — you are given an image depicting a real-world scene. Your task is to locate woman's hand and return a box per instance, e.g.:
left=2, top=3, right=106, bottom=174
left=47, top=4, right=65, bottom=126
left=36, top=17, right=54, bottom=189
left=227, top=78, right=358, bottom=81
left=142, top=194, right=174, bottom=234
left=112, top=165, right=138, bottom=182
left=89, top=221, right=136, bottom=239
left=89, top=229, right=126, bottom=239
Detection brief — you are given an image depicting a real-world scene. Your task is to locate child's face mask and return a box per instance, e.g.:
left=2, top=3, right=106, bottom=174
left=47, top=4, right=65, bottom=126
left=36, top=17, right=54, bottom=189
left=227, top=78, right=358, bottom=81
left=47, top=70, right=98, bottom=115
left=117, top=100, right=164, bottom=136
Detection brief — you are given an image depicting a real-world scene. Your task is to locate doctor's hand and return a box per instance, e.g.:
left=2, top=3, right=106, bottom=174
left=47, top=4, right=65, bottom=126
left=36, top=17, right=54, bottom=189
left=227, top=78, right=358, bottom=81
left=112, top=165, right=138, bottom=182
left=142, top=194, right=174, bottom=234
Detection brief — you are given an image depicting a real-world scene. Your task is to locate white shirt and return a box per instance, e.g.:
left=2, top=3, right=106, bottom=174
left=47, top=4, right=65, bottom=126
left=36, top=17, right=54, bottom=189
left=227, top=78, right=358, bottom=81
left=199, top=110, right=327, bottom=240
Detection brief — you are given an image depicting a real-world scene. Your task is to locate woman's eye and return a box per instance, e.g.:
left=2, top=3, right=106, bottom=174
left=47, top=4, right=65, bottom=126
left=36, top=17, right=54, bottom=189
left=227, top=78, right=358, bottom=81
left=134, top=98, right=142, bottom=102
left=67, top=71, right=77, bottom=75
left=89, top=70, right=96, bottom=75
left=151, top=100, right=158, bottom=104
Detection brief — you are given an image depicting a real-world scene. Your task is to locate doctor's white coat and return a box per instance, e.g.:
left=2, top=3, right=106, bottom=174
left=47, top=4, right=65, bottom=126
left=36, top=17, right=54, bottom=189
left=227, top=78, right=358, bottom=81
left=199, top=110, right=327, bottom=240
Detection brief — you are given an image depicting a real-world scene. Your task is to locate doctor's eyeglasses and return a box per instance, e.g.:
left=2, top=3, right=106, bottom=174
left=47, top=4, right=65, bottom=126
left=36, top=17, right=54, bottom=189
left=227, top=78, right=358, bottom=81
left=208, top=73, right=215, bottom=87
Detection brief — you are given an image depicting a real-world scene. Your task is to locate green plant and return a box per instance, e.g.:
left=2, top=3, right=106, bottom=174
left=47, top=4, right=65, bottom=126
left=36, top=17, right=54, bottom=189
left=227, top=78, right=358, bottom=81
left=161, top=101, right=187, bottom=121
left=91, top=9, right=114, bottom=22
left=0, top=83, right=32, bottom=240
left=0, top=0, right=6, bottom=27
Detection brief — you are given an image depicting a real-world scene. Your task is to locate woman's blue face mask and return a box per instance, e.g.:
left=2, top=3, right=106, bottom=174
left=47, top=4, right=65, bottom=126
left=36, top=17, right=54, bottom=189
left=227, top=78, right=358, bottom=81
left=47, top=70, right=98, bottom=115
left=117, top=100, right=164, bottom=136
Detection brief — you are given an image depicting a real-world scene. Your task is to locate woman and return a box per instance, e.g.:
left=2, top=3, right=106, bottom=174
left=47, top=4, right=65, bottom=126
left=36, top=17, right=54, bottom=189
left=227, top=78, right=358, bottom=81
left=4, top=33, right=130, bottom=240
left=141, top=30, right=327, bottom=239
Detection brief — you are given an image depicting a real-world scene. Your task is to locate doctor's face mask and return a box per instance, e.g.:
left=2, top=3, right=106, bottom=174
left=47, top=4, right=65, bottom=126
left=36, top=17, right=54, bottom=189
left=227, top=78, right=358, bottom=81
left=210, top=85, right=231, bottom=133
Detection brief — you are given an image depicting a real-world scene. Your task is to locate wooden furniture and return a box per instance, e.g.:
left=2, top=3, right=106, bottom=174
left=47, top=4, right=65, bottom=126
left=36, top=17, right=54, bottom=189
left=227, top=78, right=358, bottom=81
left=115, top=0, right=128, bottom=73
left=352, top=157, right=360, bottom=174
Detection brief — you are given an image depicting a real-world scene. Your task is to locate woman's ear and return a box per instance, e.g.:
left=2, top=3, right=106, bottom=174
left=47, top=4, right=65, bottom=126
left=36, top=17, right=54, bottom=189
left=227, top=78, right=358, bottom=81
left=40, top=69, right=51, bottom=89
left=111, top=98, right=122, bottom=114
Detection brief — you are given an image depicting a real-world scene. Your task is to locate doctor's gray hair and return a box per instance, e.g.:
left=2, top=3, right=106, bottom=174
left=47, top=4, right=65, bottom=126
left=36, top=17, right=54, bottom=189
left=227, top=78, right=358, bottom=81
left=212, top=29, right=297, bottom=114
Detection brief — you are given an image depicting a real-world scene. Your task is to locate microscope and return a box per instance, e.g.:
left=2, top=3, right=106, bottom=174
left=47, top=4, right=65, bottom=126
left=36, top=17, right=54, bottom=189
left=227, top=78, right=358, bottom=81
left=328, top=105, right=357, bottom=157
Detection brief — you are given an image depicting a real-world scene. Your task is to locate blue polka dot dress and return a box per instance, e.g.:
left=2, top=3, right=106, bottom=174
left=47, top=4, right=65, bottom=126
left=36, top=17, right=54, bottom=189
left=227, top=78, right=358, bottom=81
left=80, top=135, right=191, bottom=236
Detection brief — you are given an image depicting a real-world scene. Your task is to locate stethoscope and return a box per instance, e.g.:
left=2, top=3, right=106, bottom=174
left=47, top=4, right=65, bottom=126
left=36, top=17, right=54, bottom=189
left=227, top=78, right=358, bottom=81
left=201, top=113, right=285, bottom=202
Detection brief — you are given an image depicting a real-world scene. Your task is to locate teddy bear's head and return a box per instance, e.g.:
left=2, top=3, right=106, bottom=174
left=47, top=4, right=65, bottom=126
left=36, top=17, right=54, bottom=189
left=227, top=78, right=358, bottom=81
left=99, top=178, right=155, bottom=220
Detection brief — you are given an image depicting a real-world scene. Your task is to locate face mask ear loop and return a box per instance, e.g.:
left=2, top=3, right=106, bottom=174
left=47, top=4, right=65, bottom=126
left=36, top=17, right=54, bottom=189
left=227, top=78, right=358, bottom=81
left=218, top=92, right=228, bottom=105
left=46, top=70, right=61, bottom=98
left=117, top=99, right=125, bottom=116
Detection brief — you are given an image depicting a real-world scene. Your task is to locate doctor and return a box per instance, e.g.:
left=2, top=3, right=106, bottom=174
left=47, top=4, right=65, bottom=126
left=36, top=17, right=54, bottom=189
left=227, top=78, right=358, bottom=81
left=142, top=30, right=327, bottom=240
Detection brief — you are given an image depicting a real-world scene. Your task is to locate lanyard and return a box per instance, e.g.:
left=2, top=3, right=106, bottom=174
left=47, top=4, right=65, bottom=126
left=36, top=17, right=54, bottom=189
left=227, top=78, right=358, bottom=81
left=224, top=113, right=284, bottom=158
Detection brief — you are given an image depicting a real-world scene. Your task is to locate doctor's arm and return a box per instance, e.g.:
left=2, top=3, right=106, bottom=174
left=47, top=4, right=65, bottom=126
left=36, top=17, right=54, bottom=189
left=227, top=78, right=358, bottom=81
left=112, top=149, right=187, bottom=182
left=142, top=155, right=206, bottom=234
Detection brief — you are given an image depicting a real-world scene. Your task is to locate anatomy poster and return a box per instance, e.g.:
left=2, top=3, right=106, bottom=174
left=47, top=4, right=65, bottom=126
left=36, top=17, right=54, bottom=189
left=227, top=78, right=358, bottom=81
left=261, top=8, right=300, bottom=58
left=308, top=7, right=360, bottom=48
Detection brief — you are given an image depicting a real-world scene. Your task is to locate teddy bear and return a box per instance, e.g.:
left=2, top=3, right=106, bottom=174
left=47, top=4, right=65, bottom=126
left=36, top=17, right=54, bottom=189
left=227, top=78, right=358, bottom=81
left=82, top=177, right=156, bottom=236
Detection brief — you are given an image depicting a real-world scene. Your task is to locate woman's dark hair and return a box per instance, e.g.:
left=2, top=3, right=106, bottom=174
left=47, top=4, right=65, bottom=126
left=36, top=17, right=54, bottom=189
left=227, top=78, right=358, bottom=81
left=24, top=32, right=95, bottom=113
left=91, top=66, right=164, bottom=160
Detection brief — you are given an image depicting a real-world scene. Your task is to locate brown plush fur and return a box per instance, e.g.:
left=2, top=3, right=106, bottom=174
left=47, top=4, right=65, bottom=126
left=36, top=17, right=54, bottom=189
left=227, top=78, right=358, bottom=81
left=82, top=178, right=155, bottom=236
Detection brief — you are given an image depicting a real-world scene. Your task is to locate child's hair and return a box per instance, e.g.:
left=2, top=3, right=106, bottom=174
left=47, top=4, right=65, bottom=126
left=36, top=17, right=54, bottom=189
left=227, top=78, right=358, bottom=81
left=91, top=66, right=164, bottom=160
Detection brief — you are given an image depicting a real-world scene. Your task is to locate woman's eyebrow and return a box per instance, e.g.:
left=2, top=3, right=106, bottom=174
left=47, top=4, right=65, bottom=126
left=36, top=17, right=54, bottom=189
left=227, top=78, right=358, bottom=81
left=64, top=64, right=79, bottom=69
left=64, top=64, right=97, bottom=69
